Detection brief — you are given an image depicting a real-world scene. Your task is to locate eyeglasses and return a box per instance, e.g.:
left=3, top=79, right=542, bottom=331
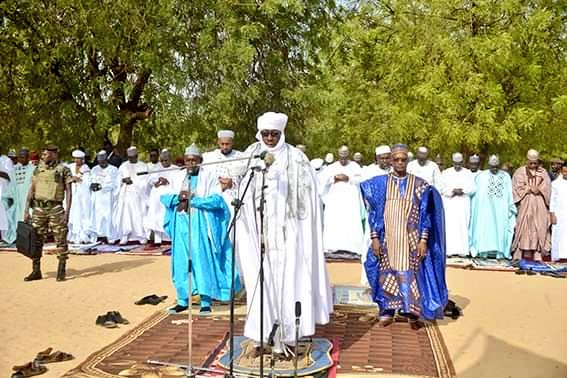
left=261, top=131, right=281, bottom=138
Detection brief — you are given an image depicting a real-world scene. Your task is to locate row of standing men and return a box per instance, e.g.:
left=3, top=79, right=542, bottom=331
left=314, top=145, right=567, bottom=263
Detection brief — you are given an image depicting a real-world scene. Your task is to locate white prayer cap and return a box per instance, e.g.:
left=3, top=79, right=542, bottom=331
left=8, top=149, right=16, bottom=157
left=469, top=154, right=480, bottom=163
left=338, top=145, right=349, bottom=158
left=160, top=148, right=171, bottom=158
left=126, top=146, right=138, bottom=157
left=417, top=146, right=428, bottom=154
left=217, top=130, right=235, bottom=139
left=488, top=155, right=500, bottom=166
left=184, top=143, right=201, bottom=157
left=72, top=149, right=85, bottom=159
left=452, top=152, right=463, bottom=163
left=375, top=145, right=391, bottom=156
left=324, top=153, right=334, bottom=164
left=96, top=150, right=108, bottom=161
left=257, top=112, right=288, bottom=133
left=527, top=149, right=539, bottom=161
left=310, top=158, right=324, bottom=171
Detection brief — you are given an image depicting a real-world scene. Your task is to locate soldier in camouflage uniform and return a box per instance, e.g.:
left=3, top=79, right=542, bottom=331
left=24, top=144, right=73, bottom=282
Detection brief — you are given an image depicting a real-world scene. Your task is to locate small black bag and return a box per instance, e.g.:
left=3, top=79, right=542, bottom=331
left=16, top=221, right=42, bottom=258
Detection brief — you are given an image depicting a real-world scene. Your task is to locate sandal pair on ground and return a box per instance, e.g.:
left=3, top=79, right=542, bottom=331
left=96, top=311, right=129, bottom=328
left=12, top=348, right=73, bottom=377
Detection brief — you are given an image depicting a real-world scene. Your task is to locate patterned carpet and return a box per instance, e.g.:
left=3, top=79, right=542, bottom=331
left=64, top=307, right=454, bottom=377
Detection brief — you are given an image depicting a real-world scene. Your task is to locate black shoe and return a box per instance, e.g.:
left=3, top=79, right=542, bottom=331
left=56, top=256, right=67, bottom=281
left=167, top=304, right=188, bottom=314
left=96, top=314, right=117, bottom=328
left=107, top=311, right=129, bottom=325
left=135, top=294, right=168, bottom=305
left=24, top=259, right=42, bottom=281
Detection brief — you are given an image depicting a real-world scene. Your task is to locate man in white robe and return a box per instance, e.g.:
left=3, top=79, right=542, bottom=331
left=440, top=153, right=475, bottom=256
left=320, top=145, right=365, bottom=255
left=0, top=150, right=15, bottom=243
left=144, top=149, right=184, bottom=245
left=114, top=146, right=149, bottom=244
left=90, top=151, right=120, bottom=242
left=235, top=112, right=332, bottom=355
left=362, top=145, right=391, bottom=180
left=202, top=130, right=246, bottom=221
left=407, top=146, right=441, bottom=187
left=550, top=162, right=567, bottom=261
left=13, top=149, right=36, bottom=223
left=67, top=150, right=95, bottom=243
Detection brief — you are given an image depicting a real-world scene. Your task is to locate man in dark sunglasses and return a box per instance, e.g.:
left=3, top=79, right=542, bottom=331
left=235, top=112, right=332, bottom=358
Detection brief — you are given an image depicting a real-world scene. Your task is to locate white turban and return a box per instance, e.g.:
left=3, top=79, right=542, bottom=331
left=375, top=145, right=391, bottom=156
left=217, top=130, right=235, bottom=139
left=310, top=158, right=324, bottom=171
left=126, top=146, right=138, bottom=157
left=452, top=152, right=463, bottom=163
left=488, top=155, right=500, bottom=166
left=184, top=143, right=201, bottom=157
left=353, top=152, right=363, bottom=160
left=256, top=112, right=288, bottom=139
left=324, top=153, right=334, bottom=164
left=417, top=146, right=428, bottom=154
left=72, top=150, right=85, bottom=159
left=527, top=149, right=539, bottom=161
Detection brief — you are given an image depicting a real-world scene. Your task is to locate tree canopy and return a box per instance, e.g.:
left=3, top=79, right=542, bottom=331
left=1, top=0, right=566, bottom=165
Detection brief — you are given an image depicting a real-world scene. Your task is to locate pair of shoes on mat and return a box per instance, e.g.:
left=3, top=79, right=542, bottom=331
left=96, top=311, right=129, bottom=328
left=135, top=294, right=168, bottom=305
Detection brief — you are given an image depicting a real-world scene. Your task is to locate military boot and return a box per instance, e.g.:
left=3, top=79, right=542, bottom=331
left=56, top=255, right=67, bottom=282
left=24, top=258, right=42, bottom=281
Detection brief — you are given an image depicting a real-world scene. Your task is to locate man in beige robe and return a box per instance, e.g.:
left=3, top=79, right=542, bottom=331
left=511, top=149, right=551, bottom=261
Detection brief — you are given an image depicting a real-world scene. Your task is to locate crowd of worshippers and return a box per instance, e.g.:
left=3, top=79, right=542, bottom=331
left=0, top=137, right=566, bottom=264
left=311, top=146, right=567, bottom=263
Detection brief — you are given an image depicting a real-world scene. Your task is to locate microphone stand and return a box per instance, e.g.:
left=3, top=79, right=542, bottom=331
left=294, top=301, right=302, bottom=378
left=258, top=166, right=267, bottom=378
left=225, top=166, right=257, bottom=378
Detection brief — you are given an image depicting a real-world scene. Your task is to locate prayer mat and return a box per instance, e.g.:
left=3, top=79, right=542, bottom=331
left=65, top=308, right=454, bottom=377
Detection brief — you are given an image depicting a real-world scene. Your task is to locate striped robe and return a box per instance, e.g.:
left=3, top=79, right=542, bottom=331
left=361, top=173, right=447, bottom=320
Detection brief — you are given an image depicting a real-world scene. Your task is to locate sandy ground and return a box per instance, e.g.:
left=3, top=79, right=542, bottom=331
left=0, top=253, right=566, bottom=378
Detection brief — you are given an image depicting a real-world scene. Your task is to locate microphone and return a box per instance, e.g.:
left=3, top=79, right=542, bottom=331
left=264, top=153, right=275, bottom=168
left=254, top=150, right=268, bottom=160
left=295, top=301, right=302, bottom=318
left=268, top=321, right=280, bottom=347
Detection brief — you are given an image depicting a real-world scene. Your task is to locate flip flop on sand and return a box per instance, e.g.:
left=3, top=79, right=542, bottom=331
left=11, top=361, right=47, bottom=377
left=35, top=351, right=74, bottom=364
left=135, top=294, right=168, bottom=306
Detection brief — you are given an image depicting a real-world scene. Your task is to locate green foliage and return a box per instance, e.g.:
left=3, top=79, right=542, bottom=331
left=0, top=0, right=565, bottom=165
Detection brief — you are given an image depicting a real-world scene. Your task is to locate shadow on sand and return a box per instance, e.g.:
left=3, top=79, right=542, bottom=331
left=44, top=258, right=155, bottom=280
left=455, top=331, right=567, bottom=377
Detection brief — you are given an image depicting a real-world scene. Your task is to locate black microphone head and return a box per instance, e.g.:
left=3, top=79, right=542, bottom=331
left=259, top=150, right=268, bottom=159
left=295, top=301, right=301, bottom=317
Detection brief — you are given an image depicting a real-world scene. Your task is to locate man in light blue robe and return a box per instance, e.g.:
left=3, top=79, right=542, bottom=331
left=161, top=143, right=239, bottom=315
left=469, top=155, right=517, bottom=259
left=13, top=149, right=36, bottom=223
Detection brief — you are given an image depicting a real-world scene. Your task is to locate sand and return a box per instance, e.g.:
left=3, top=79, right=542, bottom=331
left=0, top=253, right=566, bottom=377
